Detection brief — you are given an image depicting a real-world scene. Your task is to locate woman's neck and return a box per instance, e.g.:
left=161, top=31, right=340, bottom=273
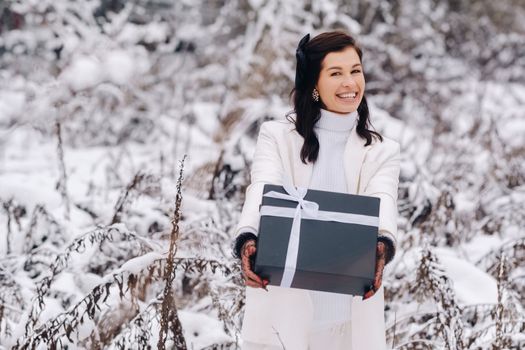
left=316, top=108, right=357, bottom=131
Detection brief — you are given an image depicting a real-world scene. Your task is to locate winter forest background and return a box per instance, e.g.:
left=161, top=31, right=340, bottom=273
left=0, top=0, right=524, bottom=349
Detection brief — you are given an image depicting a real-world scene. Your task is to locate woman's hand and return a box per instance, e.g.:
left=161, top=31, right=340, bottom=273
left=363, top=241, right=386, bottom=300
left=240, top=239, right=269, bottom=290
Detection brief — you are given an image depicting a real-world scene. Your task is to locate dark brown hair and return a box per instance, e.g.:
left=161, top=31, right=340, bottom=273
left=287, top=31, right=383, bottom=164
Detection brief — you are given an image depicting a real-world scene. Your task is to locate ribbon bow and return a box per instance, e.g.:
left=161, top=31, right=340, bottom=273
left=294, top=33, right=310, bottom=89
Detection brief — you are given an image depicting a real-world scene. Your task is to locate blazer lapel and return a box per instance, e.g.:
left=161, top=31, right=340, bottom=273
left=284, top=127, right=313, bottom=188
left=290, top=131, right=313, bottom=188
left=344, top=126, right=369, bottom=194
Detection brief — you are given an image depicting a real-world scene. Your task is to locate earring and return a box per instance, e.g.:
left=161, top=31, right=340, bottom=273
left=312, top=88, right=319, bottom=102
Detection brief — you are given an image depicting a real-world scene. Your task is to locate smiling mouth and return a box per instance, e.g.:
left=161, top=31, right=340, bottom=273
left=336, top=92, right=358, bottom=101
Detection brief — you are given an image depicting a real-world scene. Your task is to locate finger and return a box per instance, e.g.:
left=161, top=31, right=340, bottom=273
left=363, top=283, right=376, bottom=300
left=373, top=274, right=383, bottom=292
left=241, top=254, right=251, bottom=271
left=244, top=269, right=264, bottom=286
left=240, top=242, right=268, bottom=289
left=374, top=257, right=386, bottom=290
left=240, top=263, right=259, bottom=282
left=241, top=245, right=264, bottom=284
left=245, top=279, right=262, bottom=288
left=242, top=245, right=257, bottom=258
left=363, top=289, right=374, bottom=300
left=241, top=255, right=264, bottom=283
left=240, top=261, right=264, bottom=288
left=377, top=241, right=386, bottom=258
left=373, top=266, right=383, bottom=289
left=240, top=249, right=255, bottom=272
left=244, top=271, right=267, bottom=289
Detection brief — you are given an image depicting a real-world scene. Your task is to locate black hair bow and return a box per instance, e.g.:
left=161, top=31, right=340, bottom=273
left=294, top=33, right=310, bottom=89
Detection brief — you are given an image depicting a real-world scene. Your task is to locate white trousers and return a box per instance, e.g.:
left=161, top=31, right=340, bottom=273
left=241, top=321, right=352, bottom=350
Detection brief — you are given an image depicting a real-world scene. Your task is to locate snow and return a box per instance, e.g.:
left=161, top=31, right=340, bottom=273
left=39, top=297, right=66, bottom=324
left=0, top=174, right=62, bottom=212
left=462, top=234, right=505, bottom=265
left=143, top=22, right=170, bottom=44
left=73, top=272, right=104, bottom=294
left=179, top=310, right=232, bottom=348
left=497, top=117, right=525, bottom=149
left=435, top=248, right=498, bottom=305
left=368, top=103, right=416, bottom=147
left=193, top=103, right=220, bottom=136
left=0, top=90, right=25, bottom=123
left=108, top=251, right=163, bottom=278
left=60, top=55, right=104, bottom=91
left=453, top=191, right=477, bottom=214
left=103, top=50, right=136, bottom=85
left=247, top=0, right=265, bottom=9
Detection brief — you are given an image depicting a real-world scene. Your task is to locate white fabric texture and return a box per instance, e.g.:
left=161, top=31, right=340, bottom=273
left=308, top=108, right=358, bottom=329
left=242, top=320, right=352, bottom=350
left=237, top=116, right=400, bottom=350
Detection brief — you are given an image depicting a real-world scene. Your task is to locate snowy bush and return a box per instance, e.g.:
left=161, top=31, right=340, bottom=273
left=0, top=0, right=524, bottom=348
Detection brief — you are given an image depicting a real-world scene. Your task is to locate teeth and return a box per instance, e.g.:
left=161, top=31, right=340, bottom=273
left=337, top=92, right=357, bottom=98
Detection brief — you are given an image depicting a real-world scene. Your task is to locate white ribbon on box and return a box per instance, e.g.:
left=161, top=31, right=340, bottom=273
left=260, top=181, right=379, bottom=288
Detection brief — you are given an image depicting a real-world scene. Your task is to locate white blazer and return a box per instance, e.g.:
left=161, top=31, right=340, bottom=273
left=236, top=118, right=400, bottom=350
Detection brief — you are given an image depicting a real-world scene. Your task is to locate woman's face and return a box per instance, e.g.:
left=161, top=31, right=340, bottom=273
left=315, top=46, right=365, bottom=114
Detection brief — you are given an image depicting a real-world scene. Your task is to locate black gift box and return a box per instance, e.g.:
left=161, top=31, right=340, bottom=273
left=253, top=184, right=380, bottom=296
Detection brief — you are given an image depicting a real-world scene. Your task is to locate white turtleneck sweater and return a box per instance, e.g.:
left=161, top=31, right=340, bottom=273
left=308, top=108, right=359, bottom=329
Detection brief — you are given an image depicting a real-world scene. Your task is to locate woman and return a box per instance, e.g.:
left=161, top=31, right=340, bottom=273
left=232, top=31, right=400, bottom=350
